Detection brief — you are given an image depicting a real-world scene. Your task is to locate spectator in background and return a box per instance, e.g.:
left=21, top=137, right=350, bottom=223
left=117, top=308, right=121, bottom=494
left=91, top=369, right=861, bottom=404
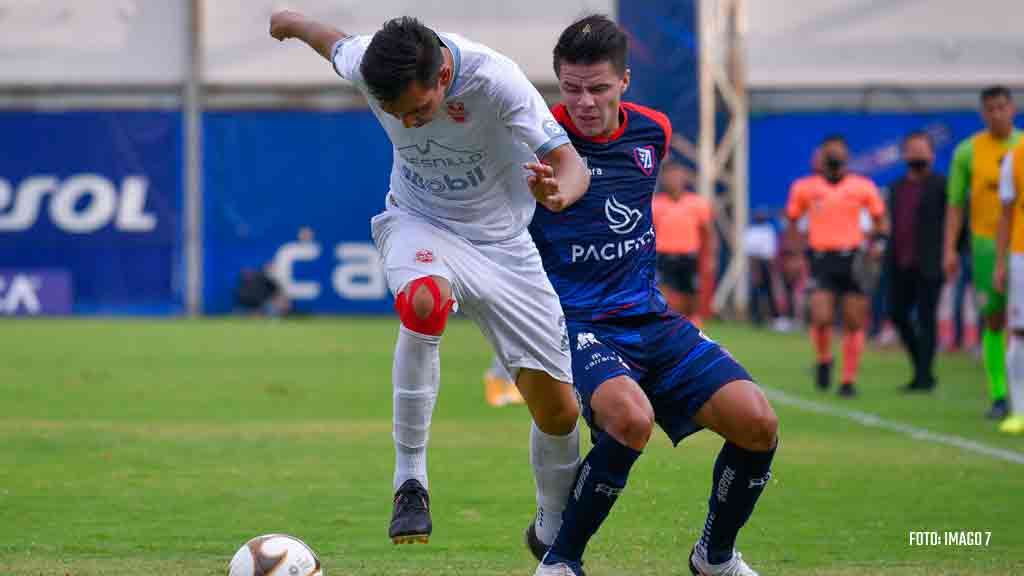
left=786, top=134, right=888, bottom=397
left=236, top=263, right=291, bottom=317
left=944, top=85, right=1021, bottom=419
left=745, top=207, right=779, bottom=328
left=652, top=161, right=715, bottom=325
left=886, top=132, right=947, bottom=392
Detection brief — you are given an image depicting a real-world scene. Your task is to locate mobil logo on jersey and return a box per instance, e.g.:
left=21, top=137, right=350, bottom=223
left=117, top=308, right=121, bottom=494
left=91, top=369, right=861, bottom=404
left=0, top=173, right=157, bottom=233
left=398, top=139, right=488, bottom=194
left=570, top=195, right=655, bottom=263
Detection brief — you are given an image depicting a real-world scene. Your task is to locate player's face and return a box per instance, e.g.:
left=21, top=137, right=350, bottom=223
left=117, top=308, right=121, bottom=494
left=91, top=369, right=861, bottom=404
left=382, top=81, right=445, bottom=128
left=557, top=60, right=629, bottom=139
left=981, top=95, right=1016, bottom=139
left=902, top=137, right=934, bottom=170
left=382, top=64, right=452, bottom=128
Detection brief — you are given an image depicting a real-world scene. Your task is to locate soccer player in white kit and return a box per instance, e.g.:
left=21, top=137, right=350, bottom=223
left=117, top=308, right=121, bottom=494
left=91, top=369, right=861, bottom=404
left=269, top=11, right=589, bottom=546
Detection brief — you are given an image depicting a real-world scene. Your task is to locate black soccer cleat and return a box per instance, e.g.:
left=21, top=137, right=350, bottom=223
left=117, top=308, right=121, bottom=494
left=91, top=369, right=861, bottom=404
left=389, top=479, right=432, bottom=544
left=985, top=398, right=1009, bottom=420
left=525, top=518, right=549, bottom=562
left=838, top=381, right=857, bottom=398
left=815, top=360, right=833, bottom=391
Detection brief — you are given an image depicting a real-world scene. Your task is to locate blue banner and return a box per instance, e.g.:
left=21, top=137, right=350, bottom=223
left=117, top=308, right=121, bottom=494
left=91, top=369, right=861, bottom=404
left=749, top=111, right=1020, bottom=214
left=203, top=110, right=394, bottom=314
left=619, top=0, right=699, bottom=162
left=0, top=111, right=183, bottom=315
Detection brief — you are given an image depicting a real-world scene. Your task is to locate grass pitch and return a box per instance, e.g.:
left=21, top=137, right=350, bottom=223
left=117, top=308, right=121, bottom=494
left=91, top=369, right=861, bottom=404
left=1, top=318, right=1022, bottom=575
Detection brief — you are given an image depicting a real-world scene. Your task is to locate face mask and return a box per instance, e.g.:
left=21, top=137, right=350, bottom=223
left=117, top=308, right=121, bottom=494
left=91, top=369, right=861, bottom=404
left=907, top=159, right=929, bottom=173
left=824, top=156, right=845, bottom=183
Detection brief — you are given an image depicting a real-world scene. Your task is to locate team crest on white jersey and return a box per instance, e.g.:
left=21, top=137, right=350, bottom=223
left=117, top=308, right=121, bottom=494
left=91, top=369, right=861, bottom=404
left=446, top=101, right=468, bottom=123
left=576, top=332, right=599, bottom=350
left=605, top=196, right=643, bottom=235
left=633, top=145, right=656, bottom=176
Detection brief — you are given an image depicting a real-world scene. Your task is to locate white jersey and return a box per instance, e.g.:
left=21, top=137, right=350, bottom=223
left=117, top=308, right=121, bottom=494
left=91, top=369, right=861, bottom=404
left=332, top=33, right=570, bottom=243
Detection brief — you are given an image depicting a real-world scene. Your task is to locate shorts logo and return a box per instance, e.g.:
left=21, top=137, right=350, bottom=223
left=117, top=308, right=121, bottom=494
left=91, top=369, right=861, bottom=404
left=605, top=196, right=643, bottom=235
left=576, top=332, right=599, bottom=350
left=446, top=101, right=468, bottom=123
left=633, top=145, right=656, bottom=176
left=415, top=249, right=435, bottom=263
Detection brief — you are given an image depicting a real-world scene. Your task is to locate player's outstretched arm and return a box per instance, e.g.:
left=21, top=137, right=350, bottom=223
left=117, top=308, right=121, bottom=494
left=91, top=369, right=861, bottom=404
left=527, top=143, right=590, bottom=213
left=269, top=10, right=347, bottom=61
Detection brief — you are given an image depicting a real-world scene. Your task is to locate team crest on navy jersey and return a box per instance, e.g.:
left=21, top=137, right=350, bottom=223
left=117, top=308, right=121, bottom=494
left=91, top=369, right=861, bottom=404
left=633, top=145, right=656, bottom=176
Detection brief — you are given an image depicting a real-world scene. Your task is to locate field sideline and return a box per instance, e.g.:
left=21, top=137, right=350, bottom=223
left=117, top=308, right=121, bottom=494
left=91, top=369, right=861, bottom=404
left=2, top=318, right=1022, bottom=575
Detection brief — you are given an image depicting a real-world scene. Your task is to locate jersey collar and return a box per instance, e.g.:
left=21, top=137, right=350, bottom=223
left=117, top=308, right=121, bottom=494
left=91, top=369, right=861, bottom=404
left=437, top=33, right=462, bottom=97
left=555, top=103, right=629, bottom=143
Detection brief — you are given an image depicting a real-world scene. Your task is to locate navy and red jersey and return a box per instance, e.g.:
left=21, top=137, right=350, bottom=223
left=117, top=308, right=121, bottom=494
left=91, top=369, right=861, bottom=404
left=528, top=102, right=673, bottom=323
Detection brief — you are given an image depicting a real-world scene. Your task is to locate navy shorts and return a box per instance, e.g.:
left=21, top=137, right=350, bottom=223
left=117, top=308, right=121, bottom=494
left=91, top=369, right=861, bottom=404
left=568, top=311, right=752, bottom=445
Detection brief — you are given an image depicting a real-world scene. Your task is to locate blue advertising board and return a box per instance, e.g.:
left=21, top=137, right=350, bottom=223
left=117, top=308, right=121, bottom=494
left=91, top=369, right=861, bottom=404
left=0, top=111, right=183, bottom=315
left=203, top=110, right=394, bottom=314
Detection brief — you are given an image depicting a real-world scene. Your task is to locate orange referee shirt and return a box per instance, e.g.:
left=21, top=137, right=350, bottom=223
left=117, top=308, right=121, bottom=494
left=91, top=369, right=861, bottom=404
left=653, top=193, right=712, bottom=255
left=786, top=174, right=885, bottom=252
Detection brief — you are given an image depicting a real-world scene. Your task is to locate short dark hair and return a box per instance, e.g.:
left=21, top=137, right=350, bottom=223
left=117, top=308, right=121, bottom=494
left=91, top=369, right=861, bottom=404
left=822, top=134, right=848, bottom=147
left=360, top=17, right=442, bottom=104
left=981, top=85, right=1012, bottom=104
left=903, top=130, right=933, bottom=149
left=553, top=14, right=628, bottom=77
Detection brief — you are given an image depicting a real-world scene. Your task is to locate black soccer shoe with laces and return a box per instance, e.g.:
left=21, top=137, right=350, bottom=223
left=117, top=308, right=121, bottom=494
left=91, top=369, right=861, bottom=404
left=389, top=479, right=432, bottom=544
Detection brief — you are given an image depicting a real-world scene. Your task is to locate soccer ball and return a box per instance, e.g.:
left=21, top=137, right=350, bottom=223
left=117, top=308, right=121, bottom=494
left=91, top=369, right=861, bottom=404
left=228, top=534, right=323, bottom=576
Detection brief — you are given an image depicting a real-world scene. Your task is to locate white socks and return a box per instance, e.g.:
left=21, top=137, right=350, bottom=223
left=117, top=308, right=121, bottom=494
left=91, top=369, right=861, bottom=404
left=1008, top=334, right=1024, bottom=416
left=392, top=326, right=441, bottom=491
left=530, top=420, right=581, bottom=545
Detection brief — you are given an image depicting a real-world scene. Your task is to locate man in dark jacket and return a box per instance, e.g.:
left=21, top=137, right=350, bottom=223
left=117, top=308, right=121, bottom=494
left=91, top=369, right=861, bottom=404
left=887, top=131, right=947, bottom=391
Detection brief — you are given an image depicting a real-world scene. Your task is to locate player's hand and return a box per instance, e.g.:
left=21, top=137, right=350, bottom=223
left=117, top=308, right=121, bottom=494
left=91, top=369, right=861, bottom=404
left=994, top=262, right=1008, bottom=294
left=270, top=10, right=305, bottom=41
left=943, top=249, right=959, bottom=282
left=526, top=162, right=571, bottom=212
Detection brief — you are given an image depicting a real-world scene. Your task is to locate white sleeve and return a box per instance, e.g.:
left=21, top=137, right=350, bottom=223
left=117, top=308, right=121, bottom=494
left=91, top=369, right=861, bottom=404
left=491, top=60, right=570, bottom=160
left=330, top=35, right=372, bottom=90
left=1000, top=153, right=1017, bottom=204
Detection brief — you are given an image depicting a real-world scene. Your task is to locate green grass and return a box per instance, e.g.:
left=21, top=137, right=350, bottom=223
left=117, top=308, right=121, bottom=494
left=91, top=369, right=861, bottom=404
left=1, top=318, right=1022, bottom=575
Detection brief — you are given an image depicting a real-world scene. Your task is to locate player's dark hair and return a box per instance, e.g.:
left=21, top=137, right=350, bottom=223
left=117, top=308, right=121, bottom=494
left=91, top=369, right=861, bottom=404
left=981, top=85, right=1012, bottom=104
left=553, top=14, right=628, bottom=77
left=903, top=130, right=933, bottom=149
left=822, top=134, right=848, bottom=147
left=360, top=16, right=442, bottom=104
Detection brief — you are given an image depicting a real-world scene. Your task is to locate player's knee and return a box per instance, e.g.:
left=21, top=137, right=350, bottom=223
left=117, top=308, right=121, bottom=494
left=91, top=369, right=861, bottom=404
left=747, top=407, right=779, bottom=452
left=395, top=276, right=454, bottom=336
left=545, top=399, right=580, bottom=433
left=605, top=404, right=654, bottom=451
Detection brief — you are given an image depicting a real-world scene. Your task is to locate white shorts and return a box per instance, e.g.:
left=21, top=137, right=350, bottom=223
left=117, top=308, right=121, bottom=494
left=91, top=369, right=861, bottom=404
left=1009, top=254, right=1024, bottom=330
left=371, top=205, right=572, bottom=383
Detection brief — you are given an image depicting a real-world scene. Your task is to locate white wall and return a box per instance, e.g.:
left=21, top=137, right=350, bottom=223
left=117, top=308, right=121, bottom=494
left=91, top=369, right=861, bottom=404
left=0, top=0, right=613, bottom=87
left=0, top=0, right=186, bottom=84
left=746, top=0, right=1024, bottom=88
left=203, top=0, right=615, bottom=85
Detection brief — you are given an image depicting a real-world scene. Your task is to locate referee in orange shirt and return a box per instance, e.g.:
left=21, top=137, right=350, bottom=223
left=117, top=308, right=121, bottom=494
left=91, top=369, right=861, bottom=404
left=653, top=161, right=716, bottom=325
left=786, top=135, right=888, bottom=396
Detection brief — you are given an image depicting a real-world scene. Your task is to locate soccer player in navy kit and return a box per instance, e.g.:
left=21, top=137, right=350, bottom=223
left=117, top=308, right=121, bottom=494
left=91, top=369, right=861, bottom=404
left=529, top=16, right=778, bottom=576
